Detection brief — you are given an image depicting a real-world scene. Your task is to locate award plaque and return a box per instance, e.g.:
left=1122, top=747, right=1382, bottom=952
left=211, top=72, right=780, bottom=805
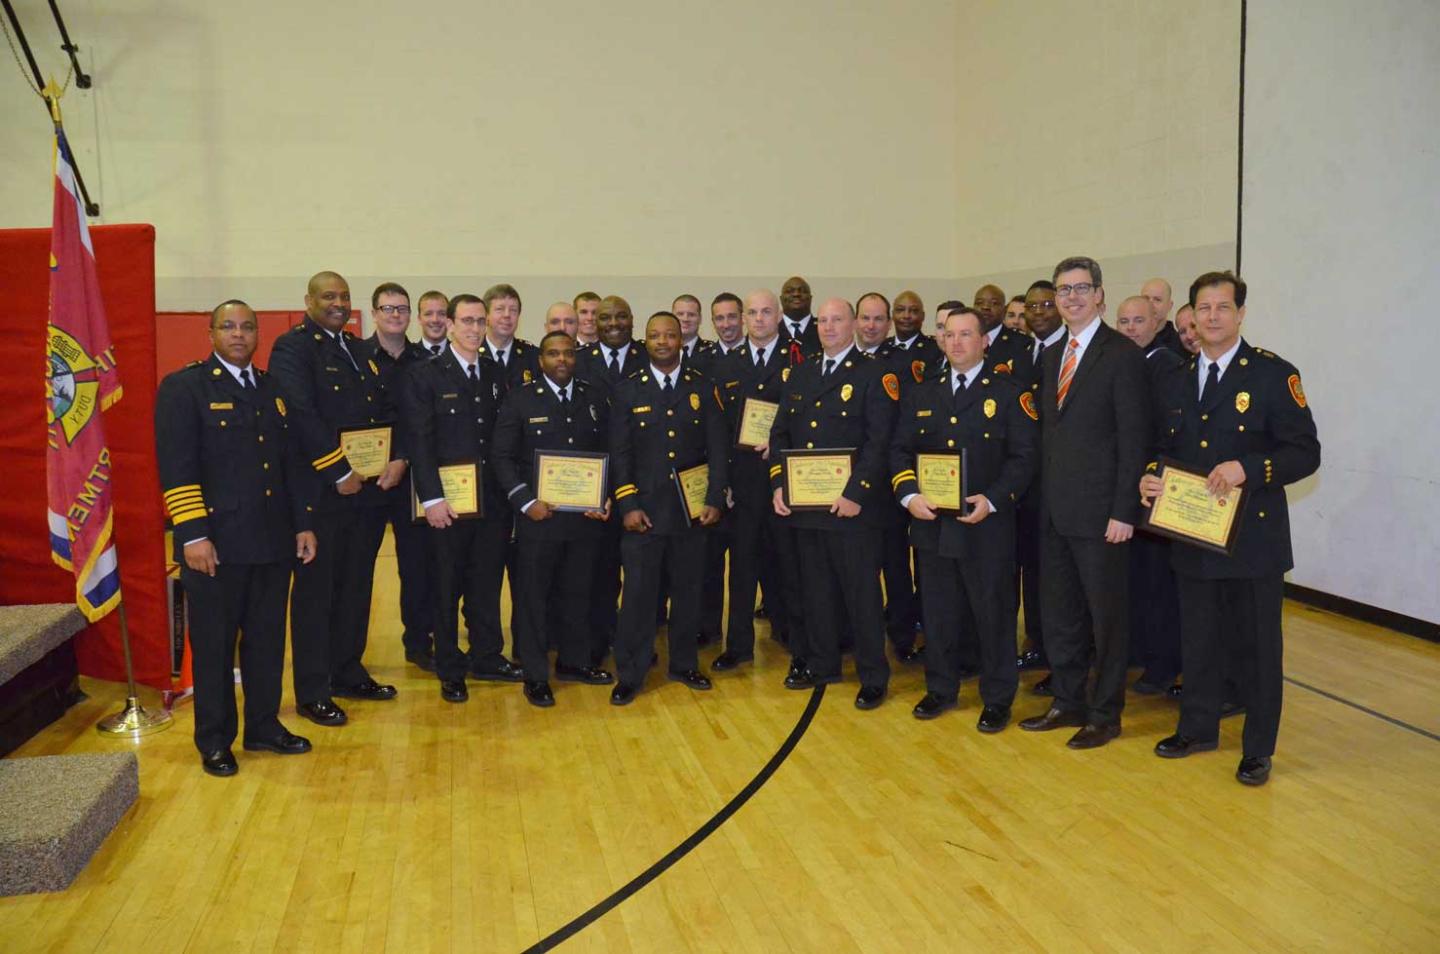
left=673, top=463, right=710, bottom=524
left=915, top=451, right=967, bottom=515
left=781, top=447, right=855, bottom=511
left=411, top=462, right=482, bottom=522
left=339, top=424, right=392, bottom=479
left=1142, top=458, right=1247, bottom=555
left=534, top=450, right=608, bottom=513
left=735, top=397, right=780, bottom=450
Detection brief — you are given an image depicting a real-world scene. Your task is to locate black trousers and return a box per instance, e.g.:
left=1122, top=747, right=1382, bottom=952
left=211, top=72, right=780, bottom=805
left=1040, top=522, right=1129, bottom=726
left=880, top=523, right=920, bottom=651
left=588, top=519, right=623, bottom=661
left=916, top=548, right=1019, bottom=705
left=722, top=500, right=777, bottom=658
left=615, top=528, right=704, bottom=687
left=430, top=515, right=508, bottom=682
left=1129, top=533, right=1181, bottom=682
left=768, top=512, right=807, bottom=655
left=184, top=560, right=290, bottom=753
left=1015, top=500, right=1044, bottom=659
left=514, top=535, right=596, bottom=680
left=385, top=490, right=435, bottom=655
left=1176, top=574, right=1285, bottom=757
left=290, top=506, right=387, bottom=705
left=795, top=526, right=888, bottom=688
left=699, top=517, right=731, bottom=639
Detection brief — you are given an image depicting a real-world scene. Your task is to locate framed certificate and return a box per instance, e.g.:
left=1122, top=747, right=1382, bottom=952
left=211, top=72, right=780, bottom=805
left=1142, top=457, right=1247, bottom=555
left=673, top=464, right=710, bottom=524
left=411, top=462, right=482, bottom=522
left=915, top=451, right=967, bottom=515
left=735, top=397, right=780, bottom=450
left=780, top=447, right=855, bottom=511
left=339, top=424, right=392, bottom=479
left=534, top=450, right=608, bottom=513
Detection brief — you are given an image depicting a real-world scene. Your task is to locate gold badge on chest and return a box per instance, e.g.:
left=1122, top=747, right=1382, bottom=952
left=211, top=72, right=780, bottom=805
left=689, top=392, right=700, bottom=411
left=840, top=383, right=853, bottom=402
left=1235, top=391, right=1250, bottom=413
left=984, top=398, right=997, bottom=418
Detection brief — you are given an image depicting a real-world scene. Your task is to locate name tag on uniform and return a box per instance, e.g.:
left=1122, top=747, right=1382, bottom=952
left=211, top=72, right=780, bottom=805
left=916, top=409, right=932, bottom=417
left=725, top=380, right=740, bottom=388
left=632, top=405, right=652, bottom=413
left=441, top=392, right=459, bottom=399
left=528, top=416, right=550, bottom=424
left=209, top=402, right=233, bottom=410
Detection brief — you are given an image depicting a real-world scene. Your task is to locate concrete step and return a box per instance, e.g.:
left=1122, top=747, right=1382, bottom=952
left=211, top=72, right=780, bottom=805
left=0, top=603, right=87, bottom=686
left=0, top=752, right=139, bottom=895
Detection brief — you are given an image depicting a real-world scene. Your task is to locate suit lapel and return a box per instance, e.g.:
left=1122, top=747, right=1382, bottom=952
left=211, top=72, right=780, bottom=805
left=1058, top=323, right=1109, bottom=415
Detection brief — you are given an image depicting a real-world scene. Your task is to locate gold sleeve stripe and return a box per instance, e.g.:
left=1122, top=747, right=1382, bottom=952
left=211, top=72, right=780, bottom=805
left=614, top=486, right=638, bottom=499
left=163, top=484, right=203, bottom=500
left=168, top=507, right=208, bottom=524
left=768, top=465, right=783, bottom=478
left=164, top=491, right=204, bottom=506
left=313, top=447, right=345, bottom=469
left=891, top=470, right=916, bottom=488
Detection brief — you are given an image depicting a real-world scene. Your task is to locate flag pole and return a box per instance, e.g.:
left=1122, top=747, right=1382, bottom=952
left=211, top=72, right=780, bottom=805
left=40, top=82, right=168, bottom=738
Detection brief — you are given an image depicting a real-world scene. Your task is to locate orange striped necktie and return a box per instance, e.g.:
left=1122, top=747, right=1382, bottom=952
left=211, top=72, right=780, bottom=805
left=1056, top=338, right=1080, bottom=408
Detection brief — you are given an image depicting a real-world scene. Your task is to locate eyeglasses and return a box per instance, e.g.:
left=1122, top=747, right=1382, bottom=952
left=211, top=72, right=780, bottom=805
left=376, top=305, right=412, bottom=316
left=1024, top=301, right=1056, bottom=313
left=1055, top=283, right=1097, bottom=298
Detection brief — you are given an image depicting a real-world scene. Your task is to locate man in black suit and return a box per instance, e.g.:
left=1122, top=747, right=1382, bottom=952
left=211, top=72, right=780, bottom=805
left=1142, top=271, right=1320, bottom=786
left=156, top=301, right=317, bottom=776
left=1116, top=295, right=1186, bottom=693
left=710, top=290, right=790, bottom=673
left=269, top=271, right=401, bottom=728
left=770, top=297, right=899, bottom=709
left=401, top=293, right=521, bottom=702
left=492, top=331, right=614, bottom=706
left=359, top=282, right=437, bottom=671
left=608, top=312, right=729, bottom=704
left=890, top=308, right=1038, bottom=728
left=574, top=295, right=648, bottom=664
left=778, top=275, right=820, bottom=357
left=1018, top=256, right=1149, bottom=749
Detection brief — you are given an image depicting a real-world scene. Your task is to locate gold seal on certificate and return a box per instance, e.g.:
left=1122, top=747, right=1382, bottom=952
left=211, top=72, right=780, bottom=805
left=915, top=452, right=967, bottom=514
left=1143, top=458, right=1247, bottom=554
left=411, top=463, right=482, bottom=522
left=735, top=397, right=780, bottom=449
left=534, top=450, right=608, bottom=513
left=673, top=464, right=710, bottom=523
left=781, top=447, right=855, bottom=510
left=339, top=424, right=392, bottom=479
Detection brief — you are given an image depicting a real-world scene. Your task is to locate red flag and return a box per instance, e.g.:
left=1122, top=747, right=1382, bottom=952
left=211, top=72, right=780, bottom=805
left=46, top=127, right=123, bottom=622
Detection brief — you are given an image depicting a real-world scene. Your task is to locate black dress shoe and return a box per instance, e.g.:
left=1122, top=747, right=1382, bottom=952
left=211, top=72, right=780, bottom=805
left=589, top=649, right=610, bottom=668
left=855, top=685, right=887, bottom=710
left=332, top=679, right=398, bottom=701
left=710, top=651, right=753, bottom=672
left=243, top=730, right=312, bottom=755
left=441, top=679, right=469, bottom=703
left=1018, top=706, right=1087, bottom=732
left=783, top=658, right=812, bottom=690
left=201, top=748, right=238, bottom=777
left=1016, top=650, right=1045, bottom=671
left=1236, top=756, right=1272, bottom=785
left=297, top=699, right=348, bottom=726
left=555, top=663, right=614, bottom=685
left=1030, top=674, right=1054, bottom=696
left=1220, top=700, right=1246, bottom=719
left=977, top=705, right=1011, bottom=734
left=610, top=683, right=639, bottom=706
left=912, top=692, right=956, bottom=720
left=470, top=657, right=524, bottom=682
left=404, top=649, right=436, bottom=673
left=896, top=645, right=925, bottom=664
left=1167, top=682, right=1184, bottom=699
left=668, top=669, right=713, bottom=690
left=1154, top=734, right=1218, bottom=759
left=1067, top=723, right=1121, bottom=749
left=523, top=681, right=555, bottom=707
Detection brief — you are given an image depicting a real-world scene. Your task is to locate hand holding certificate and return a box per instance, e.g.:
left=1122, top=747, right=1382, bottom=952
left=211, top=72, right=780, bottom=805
left=339, top=424, right=393, bottom=479
left=1141, top=458, right=1246, bottom=554
left=411, top=463, right=482, bottom=524
left=780, top=448, right=855, bottom=511
left=534, top=450, right=608, bottom=513
left=673, top=464, right=719, bottom=525
left=736, top=398, right=780, bottom=450
left=915, top=452, right=967, bottom=515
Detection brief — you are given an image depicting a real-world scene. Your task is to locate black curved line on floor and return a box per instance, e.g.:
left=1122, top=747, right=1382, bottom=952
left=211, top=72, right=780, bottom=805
left=520, top=684, right=827, bottom=953
left=1284, top=676, right=1440, bottom=743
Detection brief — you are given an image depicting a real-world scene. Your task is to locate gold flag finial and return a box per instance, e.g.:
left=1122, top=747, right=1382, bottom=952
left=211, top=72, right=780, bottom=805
left=43, top=77, right=63, bottom=124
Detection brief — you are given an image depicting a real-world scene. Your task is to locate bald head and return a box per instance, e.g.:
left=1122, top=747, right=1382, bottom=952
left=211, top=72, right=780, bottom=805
left=1141, top=278, right=1173, bottom=323
left=305, top=270, right=351, bottom=332
left=972, top=284, right=1006, bottom=332
left=544, top=301, right=578, bottom=338
left=815, top=296, right=857, bottom=355
left=1116, top=294, right=1160, bottom=348
left=596, top=295, right=634, bottom=348
left=744, top=289, right=781, bottom=344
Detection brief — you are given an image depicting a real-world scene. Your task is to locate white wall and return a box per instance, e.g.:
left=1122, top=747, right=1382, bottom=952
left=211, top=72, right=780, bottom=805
left=1243, top=0, right=1440, bottom=623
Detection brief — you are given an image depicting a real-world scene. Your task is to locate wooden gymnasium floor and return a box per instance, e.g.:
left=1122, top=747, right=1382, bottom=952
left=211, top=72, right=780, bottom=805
left=3, top=535, right=1438, bottom=953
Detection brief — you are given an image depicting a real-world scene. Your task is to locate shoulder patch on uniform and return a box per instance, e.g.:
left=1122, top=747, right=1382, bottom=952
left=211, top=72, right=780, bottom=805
left=910, top=359, right=925, bottom=383
left=1019, top=391, right=1039, bottom=421
left=881, top=373, right=900, bottom=401
left=1287, top=373, right=1307, bottom=408
left=994, top=360, right=1013, bottom=374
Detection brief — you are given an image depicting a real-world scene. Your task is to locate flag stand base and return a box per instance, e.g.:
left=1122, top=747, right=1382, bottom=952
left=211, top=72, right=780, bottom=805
left=96, top=695, right=173, bottom=737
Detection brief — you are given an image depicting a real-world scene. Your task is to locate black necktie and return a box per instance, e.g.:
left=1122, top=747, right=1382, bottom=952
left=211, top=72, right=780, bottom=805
left=558, top=385, right=569, bottom=405
left=467, top=362, right=478, bottom=384
left=823, top=358, right=835, bottom=377
left=790, top=321, right=800, bottom=339
left=608, top=349, right=620, bottom=375
left=429, top=344, right=442, bottom=356
left=240, top=368, right=254, bottom=390
left=954, top=374, right=966, bottom=395
left=897, top=340, right=908, bottom=351
left=1200, top=361, right=1219, bottom=405
left=1033, top=342, right=1043, bottom=366
left=661, top=375, right=673, bottom=396
left=755, top=347, right=765, bottom=368
left=495, top=348, right=507, bottom=369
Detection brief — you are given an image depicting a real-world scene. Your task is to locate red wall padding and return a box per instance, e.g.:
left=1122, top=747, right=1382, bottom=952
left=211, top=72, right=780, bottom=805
left=0, top=224, right=171, bottom=689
